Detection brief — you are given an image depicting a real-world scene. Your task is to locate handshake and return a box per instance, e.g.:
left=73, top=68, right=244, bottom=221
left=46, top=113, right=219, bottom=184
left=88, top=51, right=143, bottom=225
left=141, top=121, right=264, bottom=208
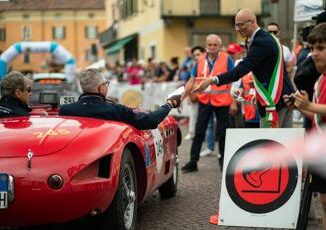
left=167, top=95, right=182, bottom=108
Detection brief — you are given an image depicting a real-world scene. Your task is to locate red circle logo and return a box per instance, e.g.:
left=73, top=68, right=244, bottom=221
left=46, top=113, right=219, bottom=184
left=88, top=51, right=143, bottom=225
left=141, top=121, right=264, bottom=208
left=226, top=139, right=298, bottom=213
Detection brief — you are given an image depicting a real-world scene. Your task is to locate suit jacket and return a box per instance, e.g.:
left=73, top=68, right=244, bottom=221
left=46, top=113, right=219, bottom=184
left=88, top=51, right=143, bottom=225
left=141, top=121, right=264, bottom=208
left=59, top=93, right=171, bottom=130
left=0, top=95, right=31, bottom=118
left=217, top=29, right=294, bottom=116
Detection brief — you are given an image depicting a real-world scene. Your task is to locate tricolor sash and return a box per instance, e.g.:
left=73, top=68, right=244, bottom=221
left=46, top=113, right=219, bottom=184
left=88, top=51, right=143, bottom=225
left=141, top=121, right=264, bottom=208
left=253, top=34, right=284, bottom=128
left=313, top=74, right=326, bottom=132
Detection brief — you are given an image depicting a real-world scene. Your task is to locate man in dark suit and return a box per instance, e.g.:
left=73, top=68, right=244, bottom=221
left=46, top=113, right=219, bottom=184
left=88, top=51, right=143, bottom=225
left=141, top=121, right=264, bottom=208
left=192, top=8, right=294, bottom=128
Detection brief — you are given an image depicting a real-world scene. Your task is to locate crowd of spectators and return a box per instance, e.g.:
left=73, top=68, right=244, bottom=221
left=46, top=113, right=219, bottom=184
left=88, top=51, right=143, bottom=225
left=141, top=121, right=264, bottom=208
left=102, top=55, right=192, bottom=86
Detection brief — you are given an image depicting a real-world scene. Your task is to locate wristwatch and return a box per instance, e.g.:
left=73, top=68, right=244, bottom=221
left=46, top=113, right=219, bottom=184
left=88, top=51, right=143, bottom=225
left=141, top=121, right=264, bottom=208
left=166, top=100, right=174, bottom=109
left=210, top=77, right=219, bottom=85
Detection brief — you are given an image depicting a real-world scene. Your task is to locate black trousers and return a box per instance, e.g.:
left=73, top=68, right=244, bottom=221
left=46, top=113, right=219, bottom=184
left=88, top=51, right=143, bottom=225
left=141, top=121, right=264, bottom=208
left=245, top=121, right=260, bottom=128
left=190, top=102, right=230, bottom=167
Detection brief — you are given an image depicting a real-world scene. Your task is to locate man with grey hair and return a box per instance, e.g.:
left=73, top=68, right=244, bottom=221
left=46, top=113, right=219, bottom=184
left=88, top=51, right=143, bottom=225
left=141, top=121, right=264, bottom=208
left=59, top=68, right=181, bottom=130
left=0, top=71, right=32, bottom=117
left=181, top=34, right=236, bottom=173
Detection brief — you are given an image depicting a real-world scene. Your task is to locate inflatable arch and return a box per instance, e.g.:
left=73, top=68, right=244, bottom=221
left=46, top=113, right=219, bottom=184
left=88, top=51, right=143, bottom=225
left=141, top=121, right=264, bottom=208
left=0, top=41, right=76, bottom=82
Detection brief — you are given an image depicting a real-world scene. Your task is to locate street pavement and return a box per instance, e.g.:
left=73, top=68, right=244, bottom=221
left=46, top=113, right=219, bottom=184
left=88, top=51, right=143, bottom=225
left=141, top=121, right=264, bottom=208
left=3, top=122, right=324, bottom=230
left=136, top=122, right=324, bottom=230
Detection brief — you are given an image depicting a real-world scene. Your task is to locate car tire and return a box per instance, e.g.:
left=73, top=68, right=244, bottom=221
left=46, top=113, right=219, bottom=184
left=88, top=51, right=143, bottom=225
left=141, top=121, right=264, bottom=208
left=96, top=149, right=137, bottom=230
left=158, top=151, right=178, bottom=199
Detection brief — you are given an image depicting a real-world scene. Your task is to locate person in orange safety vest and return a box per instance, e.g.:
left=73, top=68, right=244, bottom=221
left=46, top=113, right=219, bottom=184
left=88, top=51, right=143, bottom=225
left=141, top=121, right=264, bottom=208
left=233, top=72, right=260, bottom=128
left=181, top=34, right=237, bottom=172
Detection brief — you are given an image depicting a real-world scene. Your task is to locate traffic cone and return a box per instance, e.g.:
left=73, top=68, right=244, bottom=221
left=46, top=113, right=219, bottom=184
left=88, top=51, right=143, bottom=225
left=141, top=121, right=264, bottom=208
left=209, top=209, right=219, bottom=225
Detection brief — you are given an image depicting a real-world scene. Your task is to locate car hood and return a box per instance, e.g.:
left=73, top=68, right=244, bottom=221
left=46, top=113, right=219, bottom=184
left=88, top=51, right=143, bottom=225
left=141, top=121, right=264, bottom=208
left=0, top=116, right=108, bottom=157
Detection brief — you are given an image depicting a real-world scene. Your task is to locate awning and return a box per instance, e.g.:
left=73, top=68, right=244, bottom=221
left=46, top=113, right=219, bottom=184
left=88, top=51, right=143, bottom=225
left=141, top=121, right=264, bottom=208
left=106, top=36, right=134, bottom=55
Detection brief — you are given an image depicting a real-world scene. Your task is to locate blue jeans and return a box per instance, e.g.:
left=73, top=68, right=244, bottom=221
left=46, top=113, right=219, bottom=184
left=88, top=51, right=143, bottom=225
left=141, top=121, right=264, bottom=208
left=206, top=115, right=215, bottom=150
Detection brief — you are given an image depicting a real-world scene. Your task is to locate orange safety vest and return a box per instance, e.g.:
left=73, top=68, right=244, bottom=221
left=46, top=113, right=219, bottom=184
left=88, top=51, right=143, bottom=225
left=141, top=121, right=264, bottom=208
left=196, top=52, right=232, bottom=107
left=242, top=73, right=257, bottom=121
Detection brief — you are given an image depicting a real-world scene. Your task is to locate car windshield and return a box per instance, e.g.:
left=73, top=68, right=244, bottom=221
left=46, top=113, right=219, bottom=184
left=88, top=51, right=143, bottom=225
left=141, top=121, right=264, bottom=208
left=30, top=73, right=80, bottom=106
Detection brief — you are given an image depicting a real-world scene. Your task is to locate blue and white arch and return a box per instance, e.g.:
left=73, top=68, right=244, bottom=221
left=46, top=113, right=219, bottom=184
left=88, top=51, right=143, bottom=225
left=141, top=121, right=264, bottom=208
left=0, top=41, right=76, bottom=82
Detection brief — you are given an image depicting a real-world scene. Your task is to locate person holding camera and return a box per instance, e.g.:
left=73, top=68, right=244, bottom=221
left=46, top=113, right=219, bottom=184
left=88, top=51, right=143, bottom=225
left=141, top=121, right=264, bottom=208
left=294, top=11, right=326, bottom=130
left=285, top=23, right=326, bottom=230
left=59, top=68, right=181, bottom=130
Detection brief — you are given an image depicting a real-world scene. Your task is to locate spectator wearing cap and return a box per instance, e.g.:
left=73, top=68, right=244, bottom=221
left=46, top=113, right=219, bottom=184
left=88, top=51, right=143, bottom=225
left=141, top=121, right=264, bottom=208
left=226, top=42, right=244, bottom=64
left=226, top=42, right=260, bottom=128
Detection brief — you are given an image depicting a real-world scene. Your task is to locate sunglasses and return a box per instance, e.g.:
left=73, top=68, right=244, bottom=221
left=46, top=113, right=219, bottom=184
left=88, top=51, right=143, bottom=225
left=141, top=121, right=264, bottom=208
left=25, top=87, right=32, bottom=93
left=268, top=30, right=278, bottom=35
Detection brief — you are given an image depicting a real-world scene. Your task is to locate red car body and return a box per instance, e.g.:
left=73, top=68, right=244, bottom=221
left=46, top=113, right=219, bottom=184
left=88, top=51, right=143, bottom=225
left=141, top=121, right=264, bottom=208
left=0, top=113, right=181, bottom=228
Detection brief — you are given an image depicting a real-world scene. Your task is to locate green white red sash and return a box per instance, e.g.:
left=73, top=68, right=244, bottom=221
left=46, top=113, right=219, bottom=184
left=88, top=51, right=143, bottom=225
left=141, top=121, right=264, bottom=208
left=253, top=34, right=284, bottom=128
left=313, top=74, right=326, bottom=132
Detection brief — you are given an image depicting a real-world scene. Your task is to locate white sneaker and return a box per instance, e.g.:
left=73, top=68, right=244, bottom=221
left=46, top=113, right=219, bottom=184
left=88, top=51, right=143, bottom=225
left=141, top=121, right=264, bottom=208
left=200, top=148, right=214, bottom=157
left=184, top=133, right=193, bottom=140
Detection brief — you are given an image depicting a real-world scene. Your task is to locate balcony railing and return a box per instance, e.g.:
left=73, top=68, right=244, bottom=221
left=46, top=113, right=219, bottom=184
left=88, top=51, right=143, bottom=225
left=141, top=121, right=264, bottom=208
left=200, top=0, right=220, bottom=15
left=161, top=0, right=200, bottom=17
left=98, top=24, right=117, bottom=47
left=161, top=0, right=261, bottom=17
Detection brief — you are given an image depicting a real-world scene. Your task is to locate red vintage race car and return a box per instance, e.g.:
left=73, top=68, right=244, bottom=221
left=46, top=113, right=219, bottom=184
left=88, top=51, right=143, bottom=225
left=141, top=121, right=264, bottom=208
left=0, top=92, right=181, bottom=230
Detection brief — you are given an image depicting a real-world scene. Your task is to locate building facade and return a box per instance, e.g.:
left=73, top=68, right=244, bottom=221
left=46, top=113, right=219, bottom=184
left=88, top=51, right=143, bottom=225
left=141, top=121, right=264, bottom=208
left=0, top=0, right=106, bottom=73
left=100, top=0, right=262, bottom=63
left=260, top=0, right=295, bottom=48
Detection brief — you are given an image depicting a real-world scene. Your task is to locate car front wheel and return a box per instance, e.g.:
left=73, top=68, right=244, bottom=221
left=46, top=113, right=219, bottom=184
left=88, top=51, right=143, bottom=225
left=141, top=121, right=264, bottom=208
left=96, top=149, right=137, bottom=230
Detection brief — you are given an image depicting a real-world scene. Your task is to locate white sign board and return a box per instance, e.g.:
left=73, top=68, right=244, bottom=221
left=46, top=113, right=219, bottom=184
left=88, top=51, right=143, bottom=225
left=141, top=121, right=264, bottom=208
left=294, top=0, right=324, bottom=22
left=107, top=80, right=192, bottom=117
left=219, top=128, right=305, bottom=229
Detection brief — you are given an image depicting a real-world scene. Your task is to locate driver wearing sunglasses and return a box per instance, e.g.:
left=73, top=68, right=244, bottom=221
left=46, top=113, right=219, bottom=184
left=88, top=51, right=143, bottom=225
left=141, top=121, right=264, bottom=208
left=0, top=71, right=33, bottom=118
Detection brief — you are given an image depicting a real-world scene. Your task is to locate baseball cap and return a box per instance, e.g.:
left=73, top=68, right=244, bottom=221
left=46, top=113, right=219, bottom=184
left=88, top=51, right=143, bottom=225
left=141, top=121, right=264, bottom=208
left=226, top=43, right=243, bottom=54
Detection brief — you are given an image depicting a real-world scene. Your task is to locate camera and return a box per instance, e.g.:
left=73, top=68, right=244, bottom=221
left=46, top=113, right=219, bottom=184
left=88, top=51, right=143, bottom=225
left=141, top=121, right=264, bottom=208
left=300, top=10, right=326, bottom=42
left=300, top=25, right=314, bottom=42
left=289, top=95, right=295, bottom=103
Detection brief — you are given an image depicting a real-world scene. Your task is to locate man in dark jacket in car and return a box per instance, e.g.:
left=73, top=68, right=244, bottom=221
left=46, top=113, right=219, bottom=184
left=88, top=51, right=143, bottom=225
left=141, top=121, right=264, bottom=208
left=59, top=68, right=181, bottom=130
left=0, top=71, right=32, bottom=118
